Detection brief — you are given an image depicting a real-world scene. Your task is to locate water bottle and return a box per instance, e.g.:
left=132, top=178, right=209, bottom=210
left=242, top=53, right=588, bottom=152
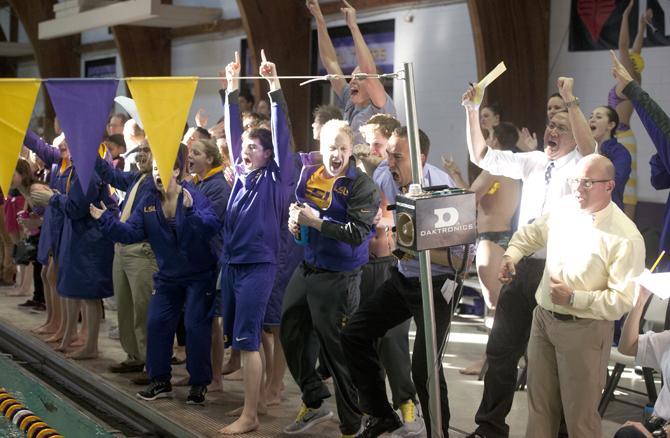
left=295, top=225, right=309, bottom=246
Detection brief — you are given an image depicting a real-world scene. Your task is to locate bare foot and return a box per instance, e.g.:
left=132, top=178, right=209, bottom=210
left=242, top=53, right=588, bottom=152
left=32, top=325, right=55, bottom=335
left=54, top=343, right=69, bottom=352
left=45, top=334, right=63, bottom=343
left=67, top=348, right=99, bottom=360
left=222, top=362, right=241, bottom=375
left=218, top=416, right=259, bottom=435
left=70, top=337, right=85, bottom=348
left=265, top=387, right=282, bottom=406
left=208, top=380, right=224, bottom=393
left=459, top=357, right=486, bottom=376
left=225, top=368, right=243, bottom=381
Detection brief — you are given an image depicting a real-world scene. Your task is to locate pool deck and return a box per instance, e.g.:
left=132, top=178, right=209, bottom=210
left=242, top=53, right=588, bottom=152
left=0, top=288, right=652, bottom=438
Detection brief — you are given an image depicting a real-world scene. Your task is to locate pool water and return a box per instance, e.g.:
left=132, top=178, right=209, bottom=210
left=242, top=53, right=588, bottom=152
left=0, top=355, right=112, bottom=437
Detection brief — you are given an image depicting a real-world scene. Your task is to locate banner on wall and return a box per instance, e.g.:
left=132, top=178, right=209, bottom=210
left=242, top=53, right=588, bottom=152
left=45, top=79, right=119, bottom=193
left=0, top=79, right=41, bottom=195
left=570, top=0, right=670, bottom=51
left=126, top=77, right=198, bottom=188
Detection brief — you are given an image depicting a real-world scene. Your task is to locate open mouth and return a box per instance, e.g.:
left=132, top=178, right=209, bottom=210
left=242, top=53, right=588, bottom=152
left=589, top=124, right=597, bottom=131
left=546, top=140, right=558, bottom=148
left=155, top=177, right=163, bottom=187
left=243, top=156, right=252, bottom=167
left=330, top=158, right=343, bottom=173
left=391, top=170, right=400, bottom=181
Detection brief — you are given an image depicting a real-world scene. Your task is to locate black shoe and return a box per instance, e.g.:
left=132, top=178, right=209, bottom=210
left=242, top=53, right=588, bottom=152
left=465, top=433, right=486, bottom=438
left=137, top=380, right=173, bottom=401
left=109, top=362, right=145, bottom=373
left=18, top=299, right=37, bottom=308
left=186, top=385, right=207, bottom=405
left=355, top=412, right=402, bottom=438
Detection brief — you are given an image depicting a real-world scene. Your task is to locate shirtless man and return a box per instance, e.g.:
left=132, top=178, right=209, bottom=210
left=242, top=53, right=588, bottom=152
left=443, top=122, right=521, bottom=375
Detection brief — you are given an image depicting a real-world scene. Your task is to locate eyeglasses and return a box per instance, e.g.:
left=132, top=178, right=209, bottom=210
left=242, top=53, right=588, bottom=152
left=546, top=122, right=570, bottom=135
left=568, top=178, right=611, bottom=190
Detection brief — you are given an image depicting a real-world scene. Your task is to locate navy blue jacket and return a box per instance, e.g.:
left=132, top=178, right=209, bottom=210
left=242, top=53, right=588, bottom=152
left=98, top=182, right=220, bottom=282
left=23, top=131, right=72, bottom=265
left=295, top=153, right=380, bottom=272
left=193, top=169, right=230, bottom=259
left=599, top=138, right=632, bottom=210
left=220, top=89, right=292, bottom=265
left=624, top=81, right=670, bottom=272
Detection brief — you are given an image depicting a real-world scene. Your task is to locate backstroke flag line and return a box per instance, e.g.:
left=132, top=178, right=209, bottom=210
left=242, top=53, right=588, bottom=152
left=0, top=79, right=41, bottom=195
left=45, top=79, right=119, bottom=193
left=126, top=77, right=198, bottom=187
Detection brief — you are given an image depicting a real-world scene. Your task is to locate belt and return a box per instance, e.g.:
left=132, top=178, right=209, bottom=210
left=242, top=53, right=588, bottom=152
left=302, top=262, right=336, bottom=275
left=548, top=310, right=582, bottom=321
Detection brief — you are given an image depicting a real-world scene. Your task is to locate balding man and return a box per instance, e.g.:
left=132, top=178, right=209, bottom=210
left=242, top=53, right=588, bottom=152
left=500, top=154, right=645, bottom=437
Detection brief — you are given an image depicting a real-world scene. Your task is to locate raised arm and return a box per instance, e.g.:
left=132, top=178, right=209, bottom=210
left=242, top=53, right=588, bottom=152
left=259, top=50, right=293, bottom=176
left=462, top=85, right=488, bottom=165
left=94, top=155, right=139, bottom=191
left=342, top=0, right=387, bottom=109
left=307, top=0, right=346, bottom=96
left=632, top=8, right=652, bottom=53
left=222, top=52, right=243, bottom=163
left=617, top=0, right=637, bottom=77
left=618, top=284, right=651, bottom=356
left=557, top=77, right=595, bottom=155
left=441, top=155, right=468, bottom=189
left=23, top=131, right=62, bottom=166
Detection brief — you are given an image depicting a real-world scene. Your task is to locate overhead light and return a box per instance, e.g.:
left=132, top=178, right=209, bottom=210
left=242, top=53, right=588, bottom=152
left=39, top=0, right=222, bottom=40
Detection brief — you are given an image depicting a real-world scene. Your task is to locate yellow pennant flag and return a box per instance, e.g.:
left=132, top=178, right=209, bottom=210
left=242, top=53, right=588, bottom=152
left=0, top=79, right=41, bottom=195
left=126, top=77, right=198, bottom=189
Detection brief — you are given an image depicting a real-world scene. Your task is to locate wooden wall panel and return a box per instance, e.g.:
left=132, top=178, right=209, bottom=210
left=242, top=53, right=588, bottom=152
left=7, top=0, right=80, bottom=138
left=468, top=0, right=550, bottom=135
left=112, top=26, right=171, bottom=77
left=236, top=0, right=312, bottom=150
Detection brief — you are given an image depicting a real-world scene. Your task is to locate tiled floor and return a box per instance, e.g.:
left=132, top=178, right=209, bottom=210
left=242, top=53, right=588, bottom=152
left=0, top=289, right=656, bottom=437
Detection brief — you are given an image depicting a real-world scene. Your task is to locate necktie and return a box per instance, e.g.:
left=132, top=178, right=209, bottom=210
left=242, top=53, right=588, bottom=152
left=545, top=161, right=555, bottom=185
left=120, top=174, right=146, bottom=222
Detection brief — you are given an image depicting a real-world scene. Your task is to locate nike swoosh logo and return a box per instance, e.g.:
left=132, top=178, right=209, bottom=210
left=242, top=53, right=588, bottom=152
left=235, top=337, right=248, bottom=342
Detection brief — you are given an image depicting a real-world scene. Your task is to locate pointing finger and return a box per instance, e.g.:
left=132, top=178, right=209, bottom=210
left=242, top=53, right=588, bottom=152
left=261, top=49, right=267, bottom=63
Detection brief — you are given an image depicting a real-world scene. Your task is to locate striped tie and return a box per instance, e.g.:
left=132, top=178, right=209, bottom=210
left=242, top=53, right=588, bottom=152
left=545, top=161, right=555, bottom=185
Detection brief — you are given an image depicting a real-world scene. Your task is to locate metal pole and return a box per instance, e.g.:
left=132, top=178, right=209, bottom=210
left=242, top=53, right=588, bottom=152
left=401, top=62, right=443, bottom=438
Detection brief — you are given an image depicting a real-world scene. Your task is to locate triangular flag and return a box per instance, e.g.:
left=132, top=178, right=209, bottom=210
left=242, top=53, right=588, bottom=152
left=114, top=96, right=143, bottom=129
left=0, top=79, right=41, bottom=195
left=126, top=77, right=198, bottom=189
left=45, top=79, right=118, bottom=193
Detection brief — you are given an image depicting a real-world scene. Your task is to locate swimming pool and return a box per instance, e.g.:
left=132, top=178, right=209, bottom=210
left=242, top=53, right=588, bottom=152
left=0, top=355, right=112, bottom=437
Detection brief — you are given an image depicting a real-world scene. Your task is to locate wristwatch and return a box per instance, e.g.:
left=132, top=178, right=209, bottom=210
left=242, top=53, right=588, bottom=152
left=652, top=428, right=667, bottom=438
left=569, top=292, right=575, bottom=306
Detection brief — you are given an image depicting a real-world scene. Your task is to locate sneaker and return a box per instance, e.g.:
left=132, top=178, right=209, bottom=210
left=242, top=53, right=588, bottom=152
left=391, top=400, right=425, bottom=437
left=18, top=299, right=37, bottom=308
left=33, top=303, right=46, bottom=311
left=137, top=380, right=173, bottom=401
left=283, top=403, right=334, bottom=434
left=109, top=361, right=145, bottom=373
left=355, top=412, right=403, bottom=438
left=186, top=385, right=207, bottom=405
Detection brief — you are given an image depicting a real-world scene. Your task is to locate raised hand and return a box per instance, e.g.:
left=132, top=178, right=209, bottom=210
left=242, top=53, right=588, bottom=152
left=519, top=127, right=538, bottom=152
left=441, top=155, right=461, bottom=176
left=624, top=0, right=634, bottom=16
left=461, top=84, right=479, bottom=110
left=610, top=50, right=634, bottom=88
left=195, top=108, right=208, bottom=129
left=306, top=0, right=325, bottom=24
left=557, top=77, right=575, bottom=102
left=30, top=184, right=54, bottom=207
left=341, top=0, right=357, bottom=29
left=641, top=8, right=653, bottom=26
left=89, top=202, right=107, bottom=220
left=225, top=51, right=241, bottom=93
left=259, top=49, right=280, bottom=91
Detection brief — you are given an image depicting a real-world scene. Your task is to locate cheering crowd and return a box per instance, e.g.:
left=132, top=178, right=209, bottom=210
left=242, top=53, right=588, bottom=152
left=2, top=0, right=670, bottom=437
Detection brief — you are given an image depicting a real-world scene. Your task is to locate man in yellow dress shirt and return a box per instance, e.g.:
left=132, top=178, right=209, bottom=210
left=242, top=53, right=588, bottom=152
left=499, top=154, right=645, bottom=438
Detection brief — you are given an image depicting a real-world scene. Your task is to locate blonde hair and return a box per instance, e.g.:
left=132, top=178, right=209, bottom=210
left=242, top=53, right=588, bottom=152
left=320, top=119, right=353, bottom=146
left=192, top=138, right=222, bottom=167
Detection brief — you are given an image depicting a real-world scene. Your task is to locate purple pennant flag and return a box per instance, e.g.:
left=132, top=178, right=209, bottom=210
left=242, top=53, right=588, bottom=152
left=45, top=79, right=118, bottom=193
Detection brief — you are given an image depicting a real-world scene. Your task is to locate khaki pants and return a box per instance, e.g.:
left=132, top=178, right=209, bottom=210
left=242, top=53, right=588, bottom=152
left=113, top=242, right=158, bottom=365
left=526, top=306, right=613, bottom=438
